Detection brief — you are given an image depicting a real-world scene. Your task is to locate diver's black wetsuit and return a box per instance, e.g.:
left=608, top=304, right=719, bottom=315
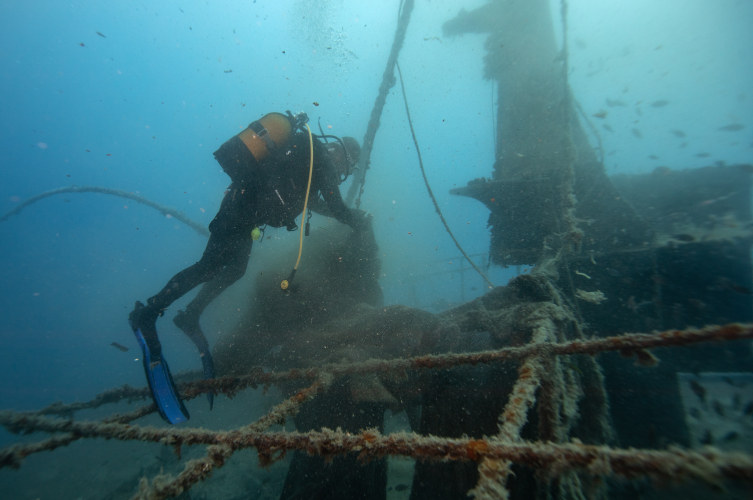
left=132, top=131, right=362, bottom=358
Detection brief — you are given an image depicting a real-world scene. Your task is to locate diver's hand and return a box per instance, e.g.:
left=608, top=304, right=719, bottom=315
left=350, top=208, right=370, bottom=231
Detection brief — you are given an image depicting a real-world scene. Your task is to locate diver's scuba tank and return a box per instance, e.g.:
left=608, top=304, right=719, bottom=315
left=213, top=111, right=308, bottom=184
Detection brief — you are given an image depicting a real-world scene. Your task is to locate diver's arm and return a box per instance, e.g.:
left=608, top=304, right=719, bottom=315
left=308, top=195, right=335, bottom=218
left=313, top=140, right=364, bottom=228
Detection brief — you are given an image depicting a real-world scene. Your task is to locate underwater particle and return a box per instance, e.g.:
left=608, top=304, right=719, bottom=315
left=722, top=431, right=740, bottom=442
left=575, top=289, right=606, bottom=304
left=10, top=196, right=21, bottom=202
left=605, top=98, right=626, bottom=107
left=96, top=31, right=106, bottom=38
left=631, top=128, right=643, bottom=138
left=37, top=142, right=48, bottom=149
left=602, top=124, right=613, bottom=132
left=313, top=102, right=319, bottom=106
left=689, top=379, right=706, bottom=404
left=718, top=124, right=744, bottom=132
left=671, top=129, right=686, bottom=138
left=166, top=214, right=173, bottom=219
left=592, top=110, right=607, bottom=119
left=110, top=342, right=129, bottom=352
left=86, top=149, right=90, bottom=152
left=695, top=153, right=710, bottom=158
left=649, top=155, right=659, bottom=160
left=79, top=42, right=85, bottom=47
left=575, top=270, right=591, bottom=279
left=700, top=429, right=713, bottom=445
left=200, top=208, right=205, bottom=212
left=689, top=407, right=702, bottom=420
left=107, top=153, right=112, bottom=156
left=711, top=400, right=725, bottom=417
left=651, top=100, right=669, bottom=107
left=224, top=69, right=233, bottom=73
left=32, top=292, right=40, bottom=296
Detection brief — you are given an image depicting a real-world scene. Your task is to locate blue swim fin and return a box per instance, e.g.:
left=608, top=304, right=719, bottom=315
left=131, top=326, right=190, bottom=424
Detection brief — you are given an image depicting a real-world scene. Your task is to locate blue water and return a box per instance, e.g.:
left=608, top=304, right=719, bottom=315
left=0, top=0, right=752, bottom=496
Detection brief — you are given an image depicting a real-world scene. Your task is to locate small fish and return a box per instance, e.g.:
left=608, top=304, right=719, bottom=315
left=700, top=429, right=713, bottom=445
left=715, top=277, right=752, bottom=295
left=718, top=124, right=744, bottom=132
left=722, top=431, right=740, bottom=442
left=110, top=342, right=129, bottom=352
left=313, top=102, right=319, bottom=106
left=743, top=401, right=753, bottom=416
left=96, top=31, right=106, bottom=38
left=695, top=153, right=710, bottom=158
left=394, top=484, right=409, bottom=492
left=650, top=275, right=668, bottom=285
left=651, top=100, right=669, bottom=108
left=605, top=98, right=625, bottom=107
left=592, top=110, right=607, bottom=119
left=689, top=379, right=706, bottom=404
left=688, top=298, right=706, bottom=311
left=671, top=130, right=686, bottom=138
left=648, top=155, right=659, bottom=160
left=672, top=234, right=695, bottom=242
left=733, top=393, right=741, bottom=411
left=602, top=124, right=613, bottom=132
left=224, top=69, right=233, bottom=73
left=711, top=400, right=725, bottom=417
left=631, top=128, right=643, bottom=138
left=680, top=142, right=687, bottom=148
left=79, top=42, right=85, bottom=47
left=565, top=362, right=583, bottom=375
left=422, top=36, right=442, bottom=43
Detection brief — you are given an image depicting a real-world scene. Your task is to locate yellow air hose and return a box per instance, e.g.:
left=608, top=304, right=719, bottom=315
left=281, top=123, right=314, bottom=291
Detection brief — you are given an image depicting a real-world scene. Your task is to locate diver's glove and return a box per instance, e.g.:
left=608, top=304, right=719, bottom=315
left=349, top=208, right=371, bottom=231
left=129, top=301, right=163, bottom=359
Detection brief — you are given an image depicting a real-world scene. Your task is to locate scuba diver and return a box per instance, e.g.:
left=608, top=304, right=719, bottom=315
left=128, top=111, right=367, bottom=424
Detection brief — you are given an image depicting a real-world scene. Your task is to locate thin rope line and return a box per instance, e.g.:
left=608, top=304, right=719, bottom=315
left=395, top=61, right=494, bottom=289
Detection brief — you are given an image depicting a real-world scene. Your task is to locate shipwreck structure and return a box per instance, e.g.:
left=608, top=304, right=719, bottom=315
left=1, top=1, right=752, bottom=499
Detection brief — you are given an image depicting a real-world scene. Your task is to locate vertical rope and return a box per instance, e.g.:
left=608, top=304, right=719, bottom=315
left=345, top=0, right=415, bottom=208
left=396, top=62, right=494, bottom=289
